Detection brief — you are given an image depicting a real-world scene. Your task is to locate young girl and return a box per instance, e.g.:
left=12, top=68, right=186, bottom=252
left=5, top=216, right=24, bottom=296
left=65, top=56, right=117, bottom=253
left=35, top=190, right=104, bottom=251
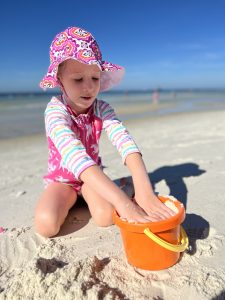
left=35, top=26, right=174, bottom=238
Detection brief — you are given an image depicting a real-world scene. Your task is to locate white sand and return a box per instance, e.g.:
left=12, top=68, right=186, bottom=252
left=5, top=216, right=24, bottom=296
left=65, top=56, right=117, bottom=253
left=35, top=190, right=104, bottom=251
left=164, top=200, right=179, bottom=214
left=1, top=110, right=225, bottom=299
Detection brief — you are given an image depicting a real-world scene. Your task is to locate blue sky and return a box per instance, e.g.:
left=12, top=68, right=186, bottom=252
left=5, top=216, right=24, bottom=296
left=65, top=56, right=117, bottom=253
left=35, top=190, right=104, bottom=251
left=1, top=0, right=225, bottom=92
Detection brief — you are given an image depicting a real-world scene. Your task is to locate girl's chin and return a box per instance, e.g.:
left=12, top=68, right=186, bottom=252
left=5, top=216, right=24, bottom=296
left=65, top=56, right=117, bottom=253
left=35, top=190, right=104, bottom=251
left=73, top=102, right=94, bottom=114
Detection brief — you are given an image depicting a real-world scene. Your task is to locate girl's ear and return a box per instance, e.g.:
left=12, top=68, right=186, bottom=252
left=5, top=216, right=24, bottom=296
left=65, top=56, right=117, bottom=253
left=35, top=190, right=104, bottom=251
left=57, top=77, right=68, bottom=97
left=57, top=73, right=62, bottom=84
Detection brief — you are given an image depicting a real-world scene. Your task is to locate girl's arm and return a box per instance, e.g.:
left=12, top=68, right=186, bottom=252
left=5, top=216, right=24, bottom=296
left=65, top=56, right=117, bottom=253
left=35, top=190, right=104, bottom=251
left=125, top=152, right=175, bottom=221
left=80, top=165, right=153, bottom=223
left=97, top=101, right=173, bottom=221
left=45, top=97, right=97, bottom=180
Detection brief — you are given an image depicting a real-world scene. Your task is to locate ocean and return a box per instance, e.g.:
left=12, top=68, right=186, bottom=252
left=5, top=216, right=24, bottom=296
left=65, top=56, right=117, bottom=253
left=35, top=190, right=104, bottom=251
left=0, top=89, right=225, bottom=139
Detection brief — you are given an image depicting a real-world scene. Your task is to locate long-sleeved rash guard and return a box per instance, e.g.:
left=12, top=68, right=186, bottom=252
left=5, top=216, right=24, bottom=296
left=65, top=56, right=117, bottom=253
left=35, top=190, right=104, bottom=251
left=43, top=96, right=141, bottom=191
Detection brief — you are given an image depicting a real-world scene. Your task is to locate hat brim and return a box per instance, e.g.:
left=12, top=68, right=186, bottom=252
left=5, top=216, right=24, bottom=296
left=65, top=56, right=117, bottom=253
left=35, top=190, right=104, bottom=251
left=100, top=62, right=125, bottom=92
left=39, top=59, right=125, bottom=92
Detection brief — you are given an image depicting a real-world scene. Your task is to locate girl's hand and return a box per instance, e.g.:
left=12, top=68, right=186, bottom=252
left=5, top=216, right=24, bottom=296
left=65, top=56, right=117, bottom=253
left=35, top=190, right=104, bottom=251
left=134, top=193, right=176, bottom=222
left=116, top=200, right=153, bottom=223
left=124, top=153, right=176, bottom=222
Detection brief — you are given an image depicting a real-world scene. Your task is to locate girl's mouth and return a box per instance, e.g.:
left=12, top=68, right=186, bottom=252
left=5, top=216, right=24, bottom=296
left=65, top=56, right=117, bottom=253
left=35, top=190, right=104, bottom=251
left=82, top=96, right=92, bottom=100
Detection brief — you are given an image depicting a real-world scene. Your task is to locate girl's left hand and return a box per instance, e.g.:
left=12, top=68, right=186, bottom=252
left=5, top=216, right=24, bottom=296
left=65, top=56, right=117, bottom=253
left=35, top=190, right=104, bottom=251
left=134, top=193, right=176, bottom=221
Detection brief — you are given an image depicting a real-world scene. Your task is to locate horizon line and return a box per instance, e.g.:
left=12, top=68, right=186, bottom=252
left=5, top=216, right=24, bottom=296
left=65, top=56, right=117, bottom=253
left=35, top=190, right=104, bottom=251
left=1, top=87, right=225, bottom=95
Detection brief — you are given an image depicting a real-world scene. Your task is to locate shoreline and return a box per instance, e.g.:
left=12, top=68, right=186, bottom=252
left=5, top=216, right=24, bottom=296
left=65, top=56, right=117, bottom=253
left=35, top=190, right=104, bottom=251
left=1, top=104, right=225, bottom=142
left=1, top=90, right=225, bottom=140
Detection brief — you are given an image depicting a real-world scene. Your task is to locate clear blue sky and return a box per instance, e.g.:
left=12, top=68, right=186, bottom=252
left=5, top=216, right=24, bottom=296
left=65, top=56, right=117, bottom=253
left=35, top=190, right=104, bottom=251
left=1, top=0, right=225, bottom=92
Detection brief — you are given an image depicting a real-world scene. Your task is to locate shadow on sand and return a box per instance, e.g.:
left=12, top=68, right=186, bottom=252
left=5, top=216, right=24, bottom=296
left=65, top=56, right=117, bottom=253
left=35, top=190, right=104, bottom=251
left=56, top=196, right=91, bottom=237
left=150, top=163, right=209, bottom=255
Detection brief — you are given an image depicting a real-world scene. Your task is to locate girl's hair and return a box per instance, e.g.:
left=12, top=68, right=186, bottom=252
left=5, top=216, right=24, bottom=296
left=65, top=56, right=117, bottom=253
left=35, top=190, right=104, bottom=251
left=57, top=61, right=67, bottom=80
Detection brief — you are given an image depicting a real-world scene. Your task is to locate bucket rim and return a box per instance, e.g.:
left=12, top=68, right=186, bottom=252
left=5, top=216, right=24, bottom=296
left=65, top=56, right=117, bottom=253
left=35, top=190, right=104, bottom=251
left=113, top=195, right=185, bottom=233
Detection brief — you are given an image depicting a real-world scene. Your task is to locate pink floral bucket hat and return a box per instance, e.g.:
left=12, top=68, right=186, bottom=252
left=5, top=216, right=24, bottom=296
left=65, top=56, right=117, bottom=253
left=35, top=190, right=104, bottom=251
left=40, top=27, right=125, bottom=92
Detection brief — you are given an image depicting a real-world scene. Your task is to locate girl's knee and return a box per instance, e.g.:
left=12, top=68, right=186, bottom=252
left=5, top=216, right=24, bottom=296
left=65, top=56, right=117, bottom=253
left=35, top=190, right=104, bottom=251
left=34, top=212, right=60, bottom=238
left=92, top=206, right=113, bottom=227
left=34, top=183, right=76, bottom=238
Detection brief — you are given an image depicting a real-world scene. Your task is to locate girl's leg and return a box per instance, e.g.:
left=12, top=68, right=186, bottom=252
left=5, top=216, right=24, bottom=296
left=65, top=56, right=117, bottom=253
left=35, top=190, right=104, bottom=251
left=34, top=182, right=77, bottom=237
left=81, top=183, right=114, bottom=227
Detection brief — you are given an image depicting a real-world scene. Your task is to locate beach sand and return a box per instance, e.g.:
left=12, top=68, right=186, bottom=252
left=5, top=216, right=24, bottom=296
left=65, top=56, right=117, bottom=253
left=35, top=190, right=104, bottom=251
left=0, top=109, right=225, bottom=299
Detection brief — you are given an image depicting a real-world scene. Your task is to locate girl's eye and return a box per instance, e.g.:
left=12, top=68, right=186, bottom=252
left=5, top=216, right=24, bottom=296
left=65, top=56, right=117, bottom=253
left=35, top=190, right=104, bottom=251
left=92, top=77, right=100, bottom=81
left=75, top=78, right=82, bottom=82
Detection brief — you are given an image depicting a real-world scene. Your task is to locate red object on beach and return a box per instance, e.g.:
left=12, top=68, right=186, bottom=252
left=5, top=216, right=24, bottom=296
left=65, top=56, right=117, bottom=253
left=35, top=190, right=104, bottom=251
left=0, top=227, right=5, bottom=233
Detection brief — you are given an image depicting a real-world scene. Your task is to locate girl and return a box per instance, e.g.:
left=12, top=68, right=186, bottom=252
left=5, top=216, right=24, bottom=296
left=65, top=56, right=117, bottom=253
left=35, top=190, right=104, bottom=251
left=35, top=26, right=174, bottom=238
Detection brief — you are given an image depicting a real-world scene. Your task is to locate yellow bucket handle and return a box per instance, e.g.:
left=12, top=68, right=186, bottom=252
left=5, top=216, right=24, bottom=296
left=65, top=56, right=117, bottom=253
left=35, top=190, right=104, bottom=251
left=144, top=226, right=189, bottom=253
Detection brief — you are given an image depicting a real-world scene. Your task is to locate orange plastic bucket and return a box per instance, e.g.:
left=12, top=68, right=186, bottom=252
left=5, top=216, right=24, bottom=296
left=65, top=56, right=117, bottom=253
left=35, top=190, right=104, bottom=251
left=113, top=195, right=189, bottom=270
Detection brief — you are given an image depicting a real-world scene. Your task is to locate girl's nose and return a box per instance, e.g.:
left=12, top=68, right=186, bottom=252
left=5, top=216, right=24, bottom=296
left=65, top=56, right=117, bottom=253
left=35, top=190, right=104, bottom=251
left=83, top=79, right=94, bottom=93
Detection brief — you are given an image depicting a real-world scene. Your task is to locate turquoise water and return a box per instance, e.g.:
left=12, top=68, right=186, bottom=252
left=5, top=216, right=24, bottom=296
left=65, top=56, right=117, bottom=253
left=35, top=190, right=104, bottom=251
left=0, top=90, right=225, bottom=139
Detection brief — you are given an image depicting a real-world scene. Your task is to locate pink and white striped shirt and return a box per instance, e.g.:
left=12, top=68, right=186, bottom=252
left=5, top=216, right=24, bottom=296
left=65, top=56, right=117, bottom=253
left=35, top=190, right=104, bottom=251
left=44, top=96, right=140, bottom=191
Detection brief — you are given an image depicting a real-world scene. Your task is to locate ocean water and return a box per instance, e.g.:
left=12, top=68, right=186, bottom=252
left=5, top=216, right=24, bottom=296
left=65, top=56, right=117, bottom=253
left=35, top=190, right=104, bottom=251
left=0, top=90, right=225, bottom=139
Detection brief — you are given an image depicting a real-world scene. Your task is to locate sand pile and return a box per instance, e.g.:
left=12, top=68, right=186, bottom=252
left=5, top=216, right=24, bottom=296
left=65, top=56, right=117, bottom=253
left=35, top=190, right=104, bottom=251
left=0, top=221, right=225, bottom=299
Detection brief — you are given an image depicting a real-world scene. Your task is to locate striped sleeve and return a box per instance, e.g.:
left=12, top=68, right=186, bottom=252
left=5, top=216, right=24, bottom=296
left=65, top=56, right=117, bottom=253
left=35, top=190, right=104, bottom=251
left=45, top=98, right=96, bottom=180
left=99, top=100, right=141, bottom=163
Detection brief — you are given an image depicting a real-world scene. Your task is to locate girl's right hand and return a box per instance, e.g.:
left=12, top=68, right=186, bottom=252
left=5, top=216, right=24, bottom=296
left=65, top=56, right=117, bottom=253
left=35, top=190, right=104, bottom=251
left=116, top=200, right=153, bottom=223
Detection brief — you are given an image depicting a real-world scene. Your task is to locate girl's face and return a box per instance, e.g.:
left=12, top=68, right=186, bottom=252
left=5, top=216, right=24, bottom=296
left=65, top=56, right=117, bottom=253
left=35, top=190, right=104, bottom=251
left=58, top=59, right=101, bottom=115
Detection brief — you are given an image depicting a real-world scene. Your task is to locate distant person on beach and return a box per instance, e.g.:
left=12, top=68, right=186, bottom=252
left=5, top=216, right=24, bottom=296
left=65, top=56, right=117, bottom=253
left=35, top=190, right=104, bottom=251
left=152, top=89, right=159, bottom=105
left=35, top=26, right=174, bottom=237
